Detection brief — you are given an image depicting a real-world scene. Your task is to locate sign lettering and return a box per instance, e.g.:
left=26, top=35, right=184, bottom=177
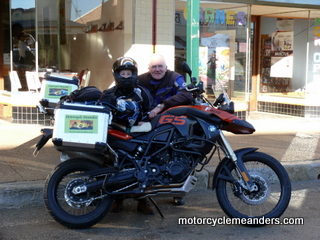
left=180, top=7, right=247, bottom=27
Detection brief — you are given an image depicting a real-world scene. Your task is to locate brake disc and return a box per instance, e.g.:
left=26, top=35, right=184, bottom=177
left=64, top=178, right=92, bottom=208
left=240, top=172, right=271, bottom=205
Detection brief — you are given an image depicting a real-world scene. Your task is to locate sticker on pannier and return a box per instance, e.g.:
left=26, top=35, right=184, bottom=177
left=52, top=103, right=111, bottom=152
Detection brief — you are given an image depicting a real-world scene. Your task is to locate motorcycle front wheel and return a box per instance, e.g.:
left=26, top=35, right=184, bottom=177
left=216, top=152, right=291, bottom=225
left=43, top=158, right=113, bottom=229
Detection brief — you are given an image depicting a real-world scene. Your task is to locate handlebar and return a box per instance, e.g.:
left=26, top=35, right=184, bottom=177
left=185, top=79, right=205, bottom=93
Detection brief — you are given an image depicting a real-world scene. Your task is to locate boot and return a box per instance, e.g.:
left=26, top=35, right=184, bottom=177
left=111, top=199, right=124, bottom=213
left=173, top=197, right=185, bottom=206
left=137, top=199, right=154, bottom=215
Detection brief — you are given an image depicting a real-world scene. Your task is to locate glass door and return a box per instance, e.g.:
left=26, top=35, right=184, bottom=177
left=175, top=1, right=251, bottom=101
left=11, top=0, right=36, bottom=90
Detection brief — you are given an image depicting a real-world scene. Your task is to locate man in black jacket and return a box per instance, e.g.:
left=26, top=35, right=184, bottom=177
left=138, top=53, right=193, bottom=206
left=138, top=53, right=193, bottom=120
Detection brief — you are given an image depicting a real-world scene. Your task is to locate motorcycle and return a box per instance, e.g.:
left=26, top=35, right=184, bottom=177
left=33, top=62, right=291, bottom=229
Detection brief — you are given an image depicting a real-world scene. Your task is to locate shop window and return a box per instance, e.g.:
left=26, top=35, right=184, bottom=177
left=175, top=1, right=250, bottom=101
left=11, top=0, right=36, bottom=90
left=259, top=12, right=318, bottom=98
left=35, top=0, right=127, bottom=89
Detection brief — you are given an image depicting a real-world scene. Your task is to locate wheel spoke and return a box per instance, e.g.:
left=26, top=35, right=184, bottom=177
left=55, top=172, right=101, bottom=216
left=44, top=159, right=113, bottom=228
left=216, top=152, right=291, bottom=221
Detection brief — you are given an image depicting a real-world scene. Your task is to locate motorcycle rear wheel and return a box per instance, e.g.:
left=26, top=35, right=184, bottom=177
left=43, top=158, right=113, bottom=229
left=216, top=152, right=291, bottom=226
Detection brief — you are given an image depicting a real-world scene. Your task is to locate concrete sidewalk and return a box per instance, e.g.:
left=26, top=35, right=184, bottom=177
left=0, top=112, right=320, bottom=208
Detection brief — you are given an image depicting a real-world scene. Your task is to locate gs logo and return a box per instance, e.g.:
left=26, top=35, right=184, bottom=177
left=159, top=115, right=187, bottom=125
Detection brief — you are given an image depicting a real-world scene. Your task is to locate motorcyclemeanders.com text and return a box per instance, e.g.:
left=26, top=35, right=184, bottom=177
left=178, top=216, right=304, bottom=226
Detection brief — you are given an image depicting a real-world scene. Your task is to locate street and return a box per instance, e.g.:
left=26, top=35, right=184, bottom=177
left=0, top=180, right=319, bottom=240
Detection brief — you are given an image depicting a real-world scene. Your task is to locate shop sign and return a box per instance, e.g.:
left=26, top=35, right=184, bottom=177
left=176, top=8, right=247, bottom=27
left=199, top=8, right=247, bottom=27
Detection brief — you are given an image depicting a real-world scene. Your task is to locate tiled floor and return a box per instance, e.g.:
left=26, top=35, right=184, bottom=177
left=0, top=92, right=52, bottom=126
left=258, top=101, right=320, bottom=118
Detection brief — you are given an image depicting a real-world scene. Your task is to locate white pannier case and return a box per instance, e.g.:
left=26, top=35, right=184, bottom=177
left=39, top=74, right=79, bottom=111
left=52, top=102, right=111, bottom=153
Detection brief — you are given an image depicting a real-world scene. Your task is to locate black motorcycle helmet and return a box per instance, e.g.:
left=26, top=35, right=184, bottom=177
left=112, top=57, right=138, bottom=88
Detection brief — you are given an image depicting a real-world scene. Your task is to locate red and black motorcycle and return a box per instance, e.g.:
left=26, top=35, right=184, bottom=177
left=34, top=62, right=291, bottom=229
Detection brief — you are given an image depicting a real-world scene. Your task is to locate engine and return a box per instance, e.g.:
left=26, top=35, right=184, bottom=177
left=146, top=148, right=192, bottom=185
left=114, top=129, right=209, bottom=187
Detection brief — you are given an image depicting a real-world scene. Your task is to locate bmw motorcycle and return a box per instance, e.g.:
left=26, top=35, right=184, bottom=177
left=34, top=62, right=291, bottom=229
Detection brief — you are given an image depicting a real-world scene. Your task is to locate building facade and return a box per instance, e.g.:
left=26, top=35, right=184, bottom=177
left=0, top=0, right=320, bottom=124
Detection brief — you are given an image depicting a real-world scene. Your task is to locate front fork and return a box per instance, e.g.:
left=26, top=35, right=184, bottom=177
left=218, top=131, right=258, bottom=192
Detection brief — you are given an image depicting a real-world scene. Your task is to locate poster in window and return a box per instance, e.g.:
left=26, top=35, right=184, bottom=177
left=271, top=31, right=294, bottom=52
left=215, top=47, right=230, bottom=87
left=270, top=54, right=293, bottom=78
left=201, top=33, right=230, bottom=89
left=201, top=33, right=230, bottom=56
left=276, top=18, right=294, bottom=32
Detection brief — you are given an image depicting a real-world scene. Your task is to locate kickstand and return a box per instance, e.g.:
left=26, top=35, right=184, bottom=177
left=148, top=197, right=165, bottom=219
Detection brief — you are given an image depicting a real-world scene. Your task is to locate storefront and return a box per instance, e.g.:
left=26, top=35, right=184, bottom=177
left=1, top=0, right=320, bottom=124
left=175, top=0, right=320, bottom=118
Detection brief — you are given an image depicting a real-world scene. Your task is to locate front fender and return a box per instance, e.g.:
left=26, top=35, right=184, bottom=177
left=212, top=147, right=258, bottom=190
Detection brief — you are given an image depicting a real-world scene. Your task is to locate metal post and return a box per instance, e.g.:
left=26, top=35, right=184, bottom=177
left=186, top=0, right=199, bottom=84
